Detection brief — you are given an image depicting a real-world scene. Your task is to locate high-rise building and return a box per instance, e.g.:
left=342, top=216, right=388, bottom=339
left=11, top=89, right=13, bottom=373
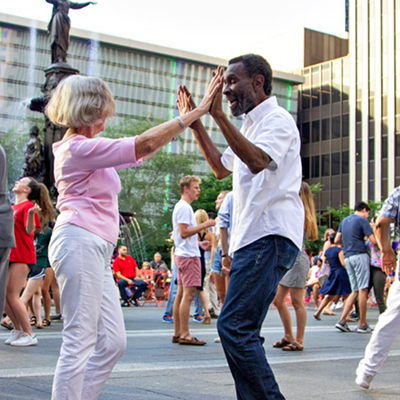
left=299, top=1, right=400, bottom=221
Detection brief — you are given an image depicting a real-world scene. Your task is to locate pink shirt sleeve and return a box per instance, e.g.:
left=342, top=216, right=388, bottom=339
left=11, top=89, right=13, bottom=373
left=69, top=136, right=143, bottom=170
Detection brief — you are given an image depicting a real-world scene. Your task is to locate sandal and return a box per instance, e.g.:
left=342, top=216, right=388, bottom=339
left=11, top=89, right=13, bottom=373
left=172, top=335, right=180, bottom=343
left=178, top=337, right=206, bottom=346
left=323, top=310, right=336, bottom=316
left=30, top=316, right=37, bottom=326
left=313, top=313, right=321, bottom=321
left=42, top=319, right=51, bottom=327
left=272, top=338, right=291, bottom=348
left=282, top=342, right=304, bottom=351
left=1, top=319, right=14, bottom=331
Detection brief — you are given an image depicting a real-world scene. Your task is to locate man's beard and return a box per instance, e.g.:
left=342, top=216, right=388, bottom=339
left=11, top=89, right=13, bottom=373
left=231, top=91, right=255, bottom=117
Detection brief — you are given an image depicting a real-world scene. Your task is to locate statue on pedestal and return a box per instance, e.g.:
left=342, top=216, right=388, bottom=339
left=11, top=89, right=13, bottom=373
left=46, top=0, right=96, bottom=64
left=21, top=126, right=46, bottom=182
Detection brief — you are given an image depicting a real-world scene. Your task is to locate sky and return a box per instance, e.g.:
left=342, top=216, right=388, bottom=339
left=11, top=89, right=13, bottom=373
left=1, top=0, right=348, bottom=72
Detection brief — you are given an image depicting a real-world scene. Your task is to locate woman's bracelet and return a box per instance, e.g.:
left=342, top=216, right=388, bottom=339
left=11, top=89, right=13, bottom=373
left=175, top=116, right=186, bottom=130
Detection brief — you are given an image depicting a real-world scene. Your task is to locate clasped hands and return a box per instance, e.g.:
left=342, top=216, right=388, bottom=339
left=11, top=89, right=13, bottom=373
left=177, top=66, right=225, bottom=122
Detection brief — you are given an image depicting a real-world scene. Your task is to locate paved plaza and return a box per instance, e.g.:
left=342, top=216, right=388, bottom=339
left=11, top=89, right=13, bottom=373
left=1, top=305, right=400, bottom=399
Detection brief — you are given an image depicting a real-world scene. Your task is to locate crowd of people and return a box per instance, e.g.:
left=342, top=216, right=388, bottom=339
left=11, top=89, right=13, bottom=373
left=1, top=52, right=400, bottom=399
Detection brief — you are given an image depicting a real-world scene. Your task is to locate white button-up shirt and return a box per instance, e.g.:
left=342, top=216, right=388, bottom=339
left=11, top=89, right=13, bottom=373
left=221, top=96, right=304, bottom=254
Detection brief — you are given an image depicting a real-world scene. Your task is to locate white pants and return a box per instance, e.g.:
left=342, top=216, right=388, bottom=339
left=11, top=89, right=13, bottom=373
left=49, top=224, right=126, bottom=400
left=358, top=272, right=400, bottom=376
left=204, top=260, right=219, bottom=314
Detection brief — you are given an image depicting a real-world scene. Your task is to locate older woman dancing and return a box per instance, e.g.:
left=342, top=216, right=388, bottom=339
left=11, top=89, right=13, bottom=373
left=46, top=74, right=221, bottom=400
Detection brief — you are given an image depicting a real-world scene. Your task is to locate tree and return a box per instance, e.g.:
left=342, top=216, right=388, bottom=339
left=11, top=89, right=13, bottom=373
left=192, top=172, right=232, bottom=213
left=0, top=117, right=45, bottom=189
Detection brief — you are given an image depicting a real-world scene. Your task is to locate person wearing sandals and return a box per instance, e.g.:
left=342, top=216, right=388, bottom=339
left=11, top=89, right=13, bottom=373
left=45, top=74, right=222, bottom=399
left=313, top=233, right=352, bottom=321
left=5, top=177, right=53, bottom=346
left=272, top=181, right=318, bottom=352
left=177, top=55, right=304, bottom=399
left=172, top=176, right=216, bottom=346
left=0, top=145, right=15, bottom=325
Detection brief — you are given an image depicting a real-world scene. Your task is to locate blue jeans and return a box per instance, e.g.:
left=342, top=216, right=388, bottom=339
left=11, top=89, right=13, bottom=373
left=163, top=263, right=202, bottom=318
left=217, top=235, right=299, bottom=400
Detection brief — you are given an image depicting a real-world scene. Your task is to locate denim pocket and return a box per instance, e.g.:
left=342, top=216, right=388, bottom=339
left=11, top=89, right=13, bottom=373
left=274, top=236, right=299, bottom=273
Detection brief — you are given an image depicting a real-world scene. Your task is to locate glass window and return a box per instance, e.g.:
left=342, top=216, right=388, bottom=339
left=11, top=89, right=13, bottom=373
left=302, top=89, right=311, bottom=109
left=322, top=154, right=330, bottom=176
left=312, top=121, right=320, bottom=142
left=302, top=157, right=310, bottom=179
left=322, top=118, right=330, bottom=141
left=342, top=114, right=349, bottom=137
left=331, top=153, right=341, bottom=175
left=369, top=137, right=374, bottom=161
left=396, top=134, right=400, bottom=157
left=382, top=136, right=388, bottom=159
left=356, top=140, right=362, bottom=162
left=312, top=155, right=320, bottom=178
left=302, top=122, right=310, bottom=144
left=321, top=84, right=331, bottom=105
left=332, top=116, right=341, bottom=139
left=342, top=151, right=349, bottom=174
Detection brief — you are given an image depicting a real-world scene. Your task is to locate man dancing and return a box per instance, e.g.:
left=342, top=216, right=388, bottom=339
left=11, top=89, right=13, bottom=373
left=177, top=54, right=304, bottom=399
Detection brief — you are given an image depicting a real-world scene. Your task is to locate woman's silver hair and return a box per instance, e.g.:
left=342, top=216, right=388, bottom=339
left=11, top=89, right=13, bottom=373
left=45, top=75, right=115, bottom=128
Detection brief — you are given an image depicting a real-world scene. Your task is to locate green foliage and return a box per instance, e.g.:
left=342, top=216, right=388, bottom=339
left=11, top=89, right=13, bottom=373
left=327, top=200, right=383, bottom=225
left=0, top=128, right=26, bottom=188
left=192, top=172, right=232, bottom=213
left=0, top=116, right=46, bottom=189
left=102, top=118, right=196, bottom=264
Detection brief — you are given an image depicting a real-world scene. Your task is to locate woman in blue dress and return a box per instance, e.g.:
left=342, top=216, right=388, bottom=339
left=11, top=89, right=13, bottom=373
left=313, top=232, right=352, bottom=320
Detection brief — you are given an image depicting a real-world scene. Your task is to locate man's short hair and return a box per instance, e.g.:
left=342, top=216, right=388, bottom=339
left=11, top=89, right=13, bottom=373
left=179, top=175, right=201, bottom=194
left=118, top=244, right=127, bottom=249
left=228, top=54, right=273, bottom=96
left=354, top=201, right=370, bottom=212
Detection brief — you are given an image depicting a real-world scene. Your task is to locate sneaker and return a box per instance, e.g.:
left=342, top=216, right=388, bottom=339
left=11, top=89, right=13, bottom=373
left=357, top=324, right=373, bottom=333
left=10, top=332, right=38, bottom=347
left=202, top=316, right=211, bottom=325
left=214, top=337, right=221, bottom=343
left=335, top=320, right=351, bottom=332
left=121, top=300, right=131, bottom=307
left=50, top=313, right=62, bottom=321
left=193, top=316, right=203, bottom=323
left=163, top=315, right=174, bottom=323
left=4, top=329, right=23, bottom=345
left=209, top=308, right=219, bottom=319
left=350, top=310, right=359, bottom=321
left=355, top=368, right=374, bottom=389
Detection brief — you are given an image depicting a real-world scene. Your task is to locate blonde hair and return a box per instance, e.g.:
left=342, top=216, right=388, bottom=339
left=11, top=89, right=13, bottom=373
left=300, top=182, right=318, bottom=241
left=45, top=75, right=115, bottom=128
left=179, top=175, right=201, bottom=194
left=142, top=261, right=151, bottom=270
left=324, top=228, right=335, bottom=241
left=195, top=209, right=209, bottom=235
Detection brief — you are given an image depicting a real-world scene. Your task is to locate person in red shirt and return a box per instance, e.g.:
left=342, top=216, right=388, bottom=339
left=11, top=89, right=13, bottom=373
left=112, top=245, right=148, bottom=307
left=5, top=177, right=54, bottom=347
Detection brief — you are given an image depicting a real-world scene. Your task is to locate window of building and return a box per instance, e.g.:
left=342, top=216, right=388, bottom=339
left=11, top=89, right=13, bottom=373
left=342, top=114, right=349, bottom=137
left=396, top=133, right=400, bottom=157
left=312, top=120, right=320, bottom=142
left=322, top=84, right=330, bottom=105
left=312, top=155, right=320, bottom=178
left=322, top=118, right=330, bottom=141
left=302, top=157, right=310, bottom=179
left=331, top=153, right=341, bottom=175
left=302, top=122, right=310, bottom=144
left=356, top=140, right=362, bottom=162
left=302, top=90, right=311, bottom=109
left=369, top=137, right=374, bottom=161
left=342, top=151, right=349, bottom=174
left=382, top=135, right=388, bottom=159
left=322, top=154, right=330, bottom=176
left=332, top=116, right=341, bottom=139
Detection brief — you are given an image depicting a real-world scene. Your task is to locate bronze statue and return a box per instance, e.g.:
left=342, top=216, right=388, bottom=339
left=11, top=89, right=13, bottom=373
left=22, top=126, right=45, bottom=181
left=46, top=0, right=96, bottom=64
